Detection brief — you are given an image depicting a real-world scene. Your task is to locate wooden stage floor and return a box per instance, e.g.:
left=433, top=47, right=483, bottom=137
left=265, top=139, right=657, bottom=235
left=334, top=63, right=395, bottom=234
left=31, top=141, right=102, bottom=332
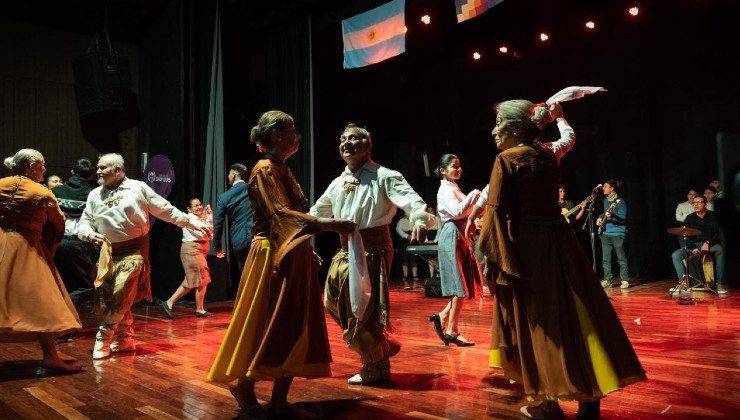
left=1, top=280, right=738, bottom=419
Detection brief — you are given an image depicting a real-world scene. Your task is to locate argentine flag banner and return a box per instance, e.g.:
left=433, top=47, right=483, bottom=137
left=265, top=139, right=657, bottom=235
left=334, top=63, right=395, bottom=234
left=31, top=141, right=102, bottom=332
left=342, top=0, right=406, bottom=69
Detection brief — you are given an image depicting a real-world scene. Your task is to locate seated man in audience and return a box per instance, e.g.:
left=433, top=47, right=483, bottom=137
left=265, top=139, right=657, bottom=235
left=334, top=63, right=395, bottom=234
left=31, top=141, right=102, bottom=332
left=52, top=158, right=98, bottom=302
left=704, top=186, right=717, bottom=211
left=670, top=195, right=725, bottom=294
left=675, top=189, right=698, bottom=223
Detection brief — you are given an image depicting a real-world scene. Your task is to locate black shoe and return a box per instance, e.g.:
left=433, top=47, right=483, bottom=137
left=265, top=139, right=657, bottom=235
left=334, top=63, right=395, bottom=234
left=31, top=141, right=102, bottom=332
left=194, top=311, right=212, bottom=318
left=158, top=300, right=174, bottom=319
left=442, top=333, right=475, bottom=347
left=428, top=314, right=444, bottom=341
left=577, top=400, right=600, bottom=419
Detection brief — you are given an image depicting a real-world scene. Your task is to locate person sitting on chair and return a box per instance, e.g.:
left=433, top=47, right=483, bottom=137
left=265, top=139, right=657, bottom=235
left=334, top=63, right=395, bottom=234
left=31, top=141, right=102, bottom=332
left=670, top=195, right=725, bottom=294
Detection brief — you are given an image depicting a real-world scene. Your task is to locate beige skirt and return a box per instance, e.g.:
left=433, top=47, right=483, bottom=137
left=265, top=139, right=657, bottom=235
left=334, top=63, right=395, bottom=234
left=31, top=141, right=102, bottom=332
left=180, top=241, right=211, bottom=288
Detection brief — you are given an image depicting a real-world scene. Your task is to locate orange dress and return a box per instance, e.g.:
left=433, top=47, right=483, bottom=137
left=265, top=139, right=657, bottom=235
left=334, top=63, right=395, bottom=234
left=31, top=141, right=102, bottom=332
left=208, top=156, right=330, bottom=382
left=0, top=176, right=81, bottom=341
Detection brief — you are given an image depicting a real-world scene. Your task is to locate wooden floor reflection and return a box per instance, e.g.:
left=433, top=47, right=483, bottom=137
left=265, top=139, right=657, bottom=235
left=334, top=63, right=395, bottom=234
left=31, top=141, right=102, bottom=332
left=1, top=280, right=738, bottom=419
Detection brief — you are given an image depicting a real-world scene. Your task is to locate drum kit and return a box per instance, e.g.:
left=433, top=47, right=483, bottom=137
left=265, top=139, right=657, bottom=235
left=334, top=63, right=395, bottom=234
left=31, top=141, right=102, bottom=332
left=666, top=226, right=715, bottom=296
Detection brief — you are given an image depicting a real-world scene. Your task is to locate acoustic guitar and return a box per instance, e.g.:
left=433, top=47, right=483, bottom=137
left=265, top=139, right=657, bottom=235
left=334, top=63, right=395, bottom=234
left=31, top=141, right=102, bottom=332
left=561, top=194, right=596, bottom=223
left=597, top=199, right=621, bottom=235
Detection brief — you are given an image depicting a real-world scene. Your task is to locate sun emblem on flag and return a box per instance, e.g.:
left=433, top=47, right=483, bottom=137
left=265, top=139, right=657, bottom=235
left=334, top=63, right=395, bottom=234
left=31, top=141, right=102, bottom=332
left=367, top=30, right=376, bottom=41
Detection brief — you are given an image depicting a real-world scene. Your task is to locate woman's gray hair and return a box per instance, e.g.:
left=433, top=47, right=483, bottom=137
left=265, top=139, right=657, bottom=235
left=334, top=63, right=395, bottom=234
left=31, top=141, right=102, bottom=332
left=495, top=99, right=551, bottom=144
left=3, top=149, right=44, bottom=175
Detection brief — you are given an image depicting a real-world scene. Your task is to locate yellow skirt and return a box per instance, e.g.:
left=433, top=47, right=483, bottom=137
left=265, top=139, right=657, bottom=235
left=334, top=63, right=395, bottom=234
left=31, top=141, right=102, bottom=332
left=208, top=239, right=331, bottom=382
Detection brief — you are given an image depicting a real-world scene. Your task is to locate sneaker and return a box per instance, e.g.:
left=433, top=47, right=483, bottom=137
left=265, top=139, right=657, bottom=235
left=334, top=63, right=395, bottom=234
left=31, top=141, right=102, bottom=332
left=347, top=359, right=391, bottom=385
left=110, top=338, right=136, bottom=353
left=620, top=281, right=630, bottom=289
left=600, top=280, right=611, bottom=288
left=520, top=401, right=564, bottom=419
left=92, top=340, right=111, bottom=360
left=717, top=285, right=727, bottom=295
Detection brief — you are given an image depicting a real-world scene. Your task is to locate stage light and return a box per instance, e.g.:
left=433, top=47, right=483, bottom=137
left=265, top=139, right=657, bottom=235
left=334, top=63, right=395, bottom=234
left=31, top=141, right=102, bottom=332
left=585, top=21, right=595, bottom=30
left=499, top=46, right=508, bottom=54
left=473, top=52, right=481, bottom=60
left=404, top=26, right=408, bottom=33
left=540, top=33, right=549, bottom=42
left=628, top=7, right=639, bottom=16
left=421, top=15, right=431, bottom=25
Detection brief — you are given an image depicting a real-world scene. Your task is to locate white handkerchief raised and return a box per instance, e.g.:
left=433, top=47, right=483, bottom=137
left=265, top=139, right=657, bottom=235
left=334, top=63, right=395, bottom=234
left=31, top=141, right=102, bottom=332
left=547, top=86, right=606, bottom=105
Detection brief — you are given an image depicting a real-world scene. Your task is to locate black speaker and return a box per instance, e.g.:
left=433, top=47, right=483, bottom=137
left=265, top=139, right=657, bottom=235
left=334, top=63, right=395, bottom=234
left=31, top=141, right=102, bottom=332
left=73, top=52, right=140, bottom=143
left=424, top=275, right=442, bottom=298
left=206, top=255, right=230, bottom=302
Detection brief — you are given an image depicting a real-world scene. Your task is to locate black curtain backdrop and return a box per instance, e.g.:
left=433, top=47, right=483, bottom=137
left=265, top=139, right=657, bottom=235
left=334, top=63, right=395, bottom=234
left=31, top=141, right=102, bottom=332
left=308, top=0, right=740, bottom=283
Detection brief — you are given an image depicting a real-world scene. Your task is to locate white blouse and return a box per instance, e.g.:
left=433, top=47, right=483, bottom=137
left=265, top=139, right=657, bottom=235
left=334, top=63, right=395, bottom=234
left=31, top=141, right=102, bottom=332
left=476, top=119, right=576, bottom=207
left=310, top=160, right=435, bottom=229
left=182, top=212, right=213, bottom=242
left=437, top=180, right=481, bottom=223
left=76, top=178, right=190, bottom=243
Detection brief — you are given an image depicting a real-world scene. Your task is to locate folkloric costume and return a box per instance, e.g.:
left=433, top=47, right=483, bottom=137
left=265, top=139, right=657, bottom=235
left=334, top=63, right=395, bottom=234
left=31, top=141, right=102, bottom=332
left=180, top=212, right=213, bottom=289
left=478, top=128, right=646, bottom=402
left=311, top=160, right=435, bottom=380
left=0, top=176, right=81, bottom=340
left=76, top=178, right=192, bottom=357
left=209, top=155, right=331, bottom=382
left=437, top=180, right=482, bottom=299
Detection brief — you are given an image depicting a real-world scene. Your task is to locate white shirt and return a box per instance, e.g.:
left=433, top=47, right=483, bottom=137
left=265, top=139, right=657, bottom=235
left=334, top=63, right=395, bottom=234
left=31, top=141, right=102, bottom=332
left=675, top=201, right=694, bottom=223
left=76, top=178, right=190, bottom=243
left=310, top=160, right=435, bottom=229
left=476, top=119, right=576, bottom=207
left=395, top=217, right=411, bottom=239
left=437, top=180, right=481, bottom=223
left=182, top=212, right=213, bottom=242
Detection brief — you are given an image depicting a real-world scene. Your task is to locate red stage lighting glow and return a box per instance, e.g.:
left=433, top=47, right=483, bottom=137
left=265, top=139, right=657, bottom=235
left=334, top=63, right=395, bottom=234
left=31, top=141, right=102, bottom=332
left=629, top=7, right=639, bottom=16
left=540, top=33, right=549, bottom=42
left=421, top=15, right=431, bottom=25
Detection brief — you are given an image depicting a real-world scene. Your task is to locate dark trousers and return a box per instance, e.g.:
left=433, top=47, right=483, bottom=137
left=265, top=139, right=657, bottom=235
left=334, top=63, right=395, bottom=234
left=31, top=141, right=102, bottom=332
left=54, top=237, right=95, bottom=294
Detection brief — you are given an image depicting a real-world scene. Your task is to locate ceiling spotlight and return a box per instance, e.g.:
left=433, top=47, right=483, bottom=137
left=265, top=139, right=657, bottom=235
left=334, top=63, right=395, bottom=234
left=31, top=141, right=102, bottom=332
left=540, top=32, right=549, bottom=42
left=473, top=52, right=481, bottom=60
left=628, top=7, right=639, bottom=16
left=421, top=15, right=431, bottom=25
left=585, top=21, right=595, bottom=29
left=499, top=46, right=508, bottom=54
left=404, top=26, right=408, bottom=33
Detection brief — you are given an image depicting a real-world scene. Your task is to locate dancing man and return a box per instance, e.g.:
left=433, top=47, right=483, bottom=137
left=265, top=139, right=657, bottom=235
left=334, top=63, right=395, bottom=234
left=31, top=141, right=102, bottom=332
left=311, top=123, right=435, bottom=385
left=77, top=153, right=208, bottom=359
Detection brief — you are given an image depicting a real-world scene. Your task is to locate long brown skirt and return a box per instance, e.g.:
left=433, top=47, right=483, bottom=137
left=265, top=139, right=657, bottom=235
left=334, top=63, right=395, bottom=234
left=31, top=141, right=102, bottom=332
left=489, top=223, right=646, bottom=401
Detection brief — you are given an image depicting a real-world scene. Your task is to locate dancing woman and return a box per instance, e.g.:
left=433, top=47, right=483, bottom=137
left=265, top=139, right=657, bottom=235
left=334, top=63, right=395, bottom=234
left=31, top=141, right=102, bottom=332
left=207, top=110, right=355, bottom=418
left=429, top=154, right=481, bottom=347
left=470, top=100, right=646, bottom=419
left=0, top=149, right=83, bottom=373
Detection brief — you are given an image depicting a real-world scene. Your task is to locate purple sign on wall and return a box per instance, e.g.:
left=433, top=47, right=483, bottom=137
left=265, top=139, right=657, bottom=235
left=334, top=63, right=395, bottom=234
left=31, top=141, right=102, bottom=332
left=143, top=155, right=175, bottom=199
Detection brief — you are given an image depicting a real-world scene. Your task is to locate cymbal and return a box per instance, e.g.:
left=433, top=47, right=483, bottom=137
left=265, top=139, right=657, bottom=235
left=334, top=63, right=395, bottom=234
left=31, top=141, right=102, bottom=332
left=667, top=226, right=702, bottom=237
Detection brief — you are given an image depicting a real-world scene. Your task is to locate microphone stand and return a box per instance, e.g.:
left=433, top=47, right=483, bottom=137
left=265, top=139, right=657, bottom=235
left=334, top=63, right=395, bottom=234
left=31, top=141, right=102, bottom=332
left=582, top=193, right=598, bottom=274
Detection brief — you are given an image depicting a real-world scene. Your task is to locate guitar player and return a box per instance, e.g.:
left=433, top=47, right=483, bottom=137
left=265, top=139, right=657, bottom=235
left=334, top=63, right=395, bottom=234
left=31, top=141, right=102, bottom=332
left=596, top=180, right=630, bottom=289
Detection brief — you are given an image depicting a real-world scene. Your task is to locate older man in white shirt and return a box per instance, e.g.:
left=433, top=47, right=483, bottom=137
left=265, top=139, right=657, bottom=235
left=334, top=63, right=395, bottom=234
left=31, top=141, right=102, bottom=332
left=311, top=124, right=435, bottom=385
left=77, top=153, right=207, bottom=359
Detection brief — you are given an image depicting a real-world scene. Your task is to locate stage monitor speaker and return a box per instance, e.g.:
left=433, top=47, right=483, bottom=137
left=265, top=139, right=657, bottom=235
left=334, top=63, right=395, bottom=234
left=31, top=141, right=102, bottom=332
left=73, top=52, right=140, bottom=142
left=424, top=275, right=442, bottom=298
left=206, top=255, right=230, bottom=302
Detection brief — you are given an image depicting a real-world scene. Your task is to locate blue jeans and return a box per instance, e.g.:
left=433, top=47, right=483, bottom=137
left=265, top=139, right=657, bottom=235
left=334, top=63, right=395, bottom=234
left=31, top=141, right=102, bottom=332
left=671, top=244, right=725, bottom=286
left=601, top=235, right=628, bottom=280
